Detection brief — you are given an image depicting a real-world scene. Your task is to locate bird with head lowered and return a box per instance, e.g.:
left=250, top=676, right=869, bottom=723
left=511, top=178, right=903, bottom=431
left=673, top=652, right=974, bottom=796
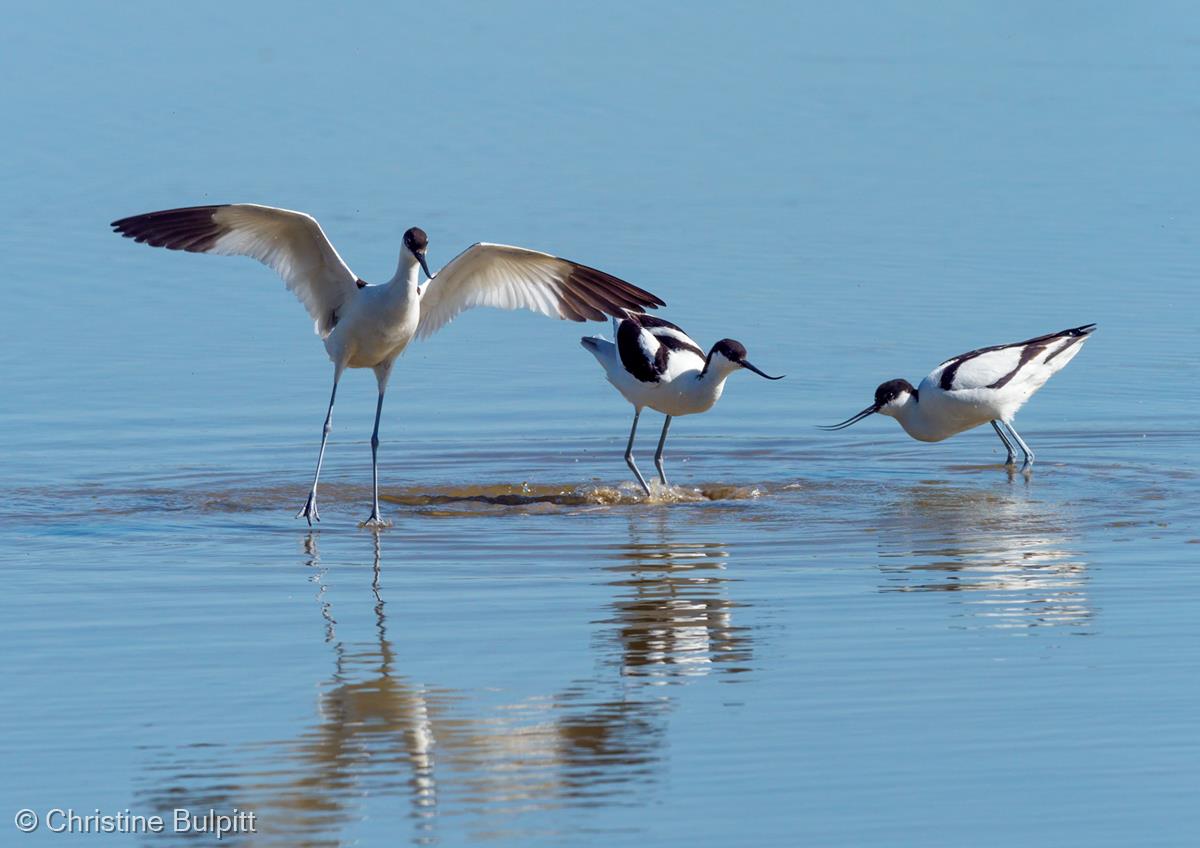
left=821, top=324, right=1097, bottom=469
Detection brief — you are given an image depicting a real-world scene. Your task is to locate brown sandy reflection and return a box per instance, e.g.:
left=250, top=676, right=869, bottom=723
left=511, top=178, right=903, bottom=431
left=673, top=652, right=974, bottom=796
left=138, top=523, right=752, bottom=844
left=876, top=483, right=1092, bottom=630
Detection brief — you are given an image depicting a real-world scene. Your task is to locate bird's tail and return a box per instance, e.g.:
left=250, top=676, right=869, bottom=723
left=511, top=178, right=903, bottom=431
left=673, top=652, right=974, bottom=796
left=1038, top=323, right=1097, bottom=376
left=580, top=335, right=616, bottom=366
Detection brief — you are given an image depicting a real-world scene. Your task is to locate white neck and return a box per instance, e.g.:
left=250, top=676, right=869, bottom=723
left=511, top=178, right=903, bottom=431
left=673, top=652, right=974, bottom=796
left=388, top=249, right=422, bottom=290
left=696, top=354, right=742, bottom=395
left=891, top=400, right=922, bottom=433
left=699, top=355, right=740, bottom=385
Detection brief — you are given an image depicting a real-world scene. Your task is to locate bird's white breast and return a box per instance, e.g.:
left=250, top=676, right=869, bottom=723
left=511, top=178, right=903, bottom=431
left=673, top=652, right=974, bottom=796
left=899, top=383, right=997, bottom=441
left=608, top=351, right=722, bottom=416
left=326, top=284, right=421, bottom=369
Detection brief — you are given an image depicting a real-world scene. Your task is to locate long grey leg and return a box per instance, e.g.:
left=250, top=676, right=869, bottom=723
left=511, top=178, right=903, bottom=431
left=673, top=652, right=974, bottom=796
left=1002, top=420, right=1035, bottom=468
left=361, top=390, right=389, bottom=527
left=297, top=372, right=341, bottom=525
left=625, top=409, right=651, bottom=496
left=654, top=415, right=672, bottom=486
left=362, top=363, right=394, bottom=528
left=991, top=420, right=1016, bottom=466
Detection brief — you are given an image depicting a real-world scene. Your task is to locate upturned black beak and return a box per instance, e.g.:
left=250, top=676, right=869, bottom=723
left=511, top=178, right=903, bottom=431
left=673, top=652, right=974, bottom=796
left=416, top=249, right=432, bottom=279
left=740, top=360, right=785, bottom=380
left=818, top=405, right=878, bottom=431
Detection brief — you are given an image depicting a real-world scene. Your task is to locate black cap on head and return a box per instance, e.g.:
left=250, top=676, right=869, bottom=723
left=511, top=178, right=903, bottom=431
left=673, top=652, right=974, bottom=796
left=874, top=379, right=917, bottom=408
left=712, top=339, right=747, bottom=362
left=403, top=226, right=432, bottom=278
left=403, top=227, right=428, bottom=252
left=820, top=377, right=914, bottom=431
left=706, top=338, right=784, bottom=380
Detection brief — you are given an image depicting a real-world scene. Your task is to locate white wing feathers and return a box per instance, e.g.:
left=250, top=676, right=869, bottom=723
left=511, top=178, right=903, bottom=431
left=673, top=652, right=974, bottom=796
left=112, top=204, right=360, bottom=337
left=415, top=243, right=665, bottom=340
left=932, top=324, right=1097, bottom=392
left=114, top=209, right=666, bottom=340
left=937, top=345, right=1030, bottom=391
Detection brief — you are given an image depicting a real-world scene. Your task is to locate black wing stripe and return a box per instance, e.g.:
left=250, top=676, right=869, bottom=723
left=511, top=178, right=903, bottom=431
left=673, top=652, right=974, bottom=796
left=625, top=313, right=705, bottom=356
left=617, top=320, right=663, bottom=383
left=654, top=333, right=705, bottom=357
left=985, top=342, right=1049, bottom=389
left=940, top=323, right=1097, bottom=391
left=628, top=313, right=687, bottom=334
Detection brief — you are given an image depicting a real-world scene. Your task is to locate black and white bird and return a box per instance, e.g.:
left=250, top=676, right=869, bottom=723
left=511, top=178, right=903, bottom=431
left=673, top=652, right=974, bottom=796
left=581, top=313, right=783, bottom=496
left=821, top=324, right=1096, bottom=467
left=111, top=204, right=665, bottom=526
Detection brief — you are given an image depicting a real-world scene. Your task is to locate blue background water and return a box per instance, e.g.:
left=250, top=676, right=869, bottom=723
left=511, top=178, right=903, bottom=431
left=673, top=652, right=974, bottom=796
left=2, top=2, right=1198, bottom=846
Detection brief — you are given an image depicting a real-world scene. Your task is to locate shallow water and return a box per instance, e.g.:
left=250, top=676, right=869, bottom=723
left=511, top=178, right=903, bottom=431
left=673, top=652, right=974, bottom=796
left=3, top=2, right=1200, bottom=847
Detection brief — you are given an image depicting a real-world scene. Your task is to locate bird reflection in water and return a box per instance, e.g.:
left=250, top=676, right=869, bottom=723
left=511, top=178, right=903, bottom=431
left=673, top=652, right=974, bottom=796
left=600, top=512, right=751, bottom=683
left=877, top=483, right=1091, bottom=631
left=138, top=521, right=751, bottom=843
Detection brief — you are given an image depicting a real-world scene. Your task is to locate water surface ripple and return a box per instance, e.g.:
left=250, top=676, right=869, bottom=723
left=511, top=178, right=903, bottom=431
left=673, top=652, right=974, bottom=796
left=4, top=2, right=1200, bottom=845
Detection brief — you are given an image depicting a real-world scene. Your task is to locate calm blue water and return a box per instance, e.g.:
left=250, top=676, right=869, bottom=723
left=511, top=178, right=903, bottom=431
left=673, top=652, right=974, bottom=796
left=2, top=3, right=1198, bottom=846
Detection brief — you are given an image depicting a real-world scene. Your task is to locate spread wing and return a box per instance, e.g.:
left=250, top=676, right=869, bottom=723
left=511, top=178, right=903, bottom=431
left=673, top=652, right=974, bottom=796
left=932, top=324, right=1097, bottom=392
left=416, top=243, right=664, bottom=340
left=111, top=204, right=361, bottom=337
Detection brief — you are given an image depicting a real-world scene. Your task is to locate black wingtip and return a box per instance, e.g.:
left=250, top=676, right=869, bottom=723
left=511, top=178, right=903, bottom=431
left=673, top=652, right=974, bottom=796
left=108, top=206, right=226, bottom=252
left=562, top=261, right=667, bottom=321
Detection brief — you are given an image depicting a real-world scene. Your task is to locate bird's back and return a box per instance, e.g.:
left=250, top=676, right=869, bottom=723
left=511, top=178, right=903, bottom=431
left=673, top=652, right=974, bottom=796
left=924, top=323, right=1096, bottom=420
left=584, top=315, right=729, bottom=416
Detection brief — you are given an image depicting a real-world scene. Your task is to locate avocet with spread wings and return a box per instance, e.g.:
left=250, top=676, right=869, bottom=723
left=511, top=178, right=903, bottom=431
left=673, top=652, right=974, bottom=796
left=112, top=204, right=664, bottom=526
